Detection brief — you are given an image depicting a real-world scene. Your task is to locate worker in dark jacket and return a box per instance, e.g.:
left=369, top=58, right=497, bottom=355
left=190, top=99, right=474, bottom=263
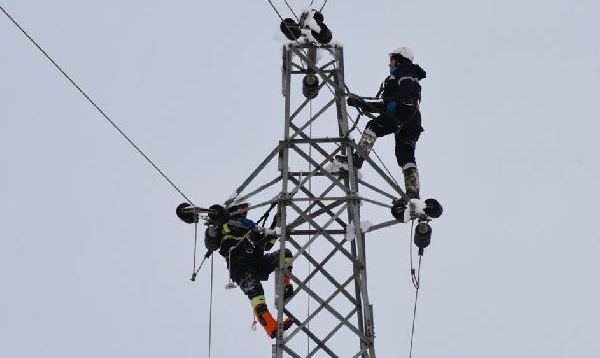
left=336, top=46, right=426, bottom=199
left=176, top=201, right=294, bottom=338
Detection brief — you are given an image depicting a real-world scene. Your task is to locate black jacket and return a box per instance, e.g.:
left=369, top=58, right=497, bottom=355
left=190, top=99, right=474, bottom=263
left=364, top=63, right=427, bottom=113
left=205, top=217, right=277, bottom=259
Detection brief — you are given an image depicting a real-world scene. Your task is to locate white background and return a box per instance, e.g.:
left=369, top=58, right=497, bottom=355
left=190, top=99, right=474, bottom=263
left=1, top=1, right=599, bottom=357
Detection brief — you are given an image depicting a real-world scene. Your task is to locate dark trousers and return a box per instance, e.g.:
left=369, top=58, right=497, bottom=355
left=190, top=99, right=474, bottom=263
left=229, top=249, right=292, bottom=300
left=365, top=107, right=423, bottom=168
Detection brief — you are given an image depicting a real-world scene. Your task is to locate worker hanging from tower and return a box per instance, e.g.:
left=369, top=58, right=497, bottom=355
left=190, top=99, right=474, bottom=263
left=175, top=201, right=295, bottom=339
left=335, top=46, right=427, bottom=199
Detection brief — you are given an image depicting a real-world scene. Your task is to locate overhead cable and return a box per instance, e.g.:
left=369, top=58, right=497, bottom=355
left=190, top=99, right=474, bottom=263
left=0, top=5, right=194, bottom=205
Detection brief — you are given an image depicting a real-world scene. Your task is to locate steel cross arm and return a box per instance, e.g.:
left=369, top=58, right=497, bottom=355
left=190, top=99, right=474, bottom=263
left=364, top=219, right=402, bottom=233
left=233, top=175, right=282, bottom=206
left=226, top=144, right=282, bottom=205
left=289, top=60, right=336, bottom=75
left=290, top=144, right=347, bottom=193
left=287, top=155, right=336, bottom=198
left=287, top=199, right=345, bottom=230
left=290, top=98, right=336, bottom=140
left=290, top=229, right=345, bottom=235
left=284, top=272, right=360, bottom=342
left=289, top=202, right=347, bottom=262
left=286, top=273, right=367, bottom=343
left=283, top=271, right=358, bottom=343
left=287, top=177, right=346, bottom=229
left=286, top=235, right=359, bottom=307
left=288, top=201, right=356, bottom=262
left=280, top=347, right=302, bottom=358
left=359, top=196, right=393, bottom=209
left=289, top=121, right=342, bottom=159
left=291, top=47, right=346, bottom=97
left=357, top=178, right=399, bottom=201
left=280, top=311, right=338, bottom=358
left=289, top=250, right=359, bottom=310
left=288, top=196, right=354, bottom=203
left=289, top=98, right=311, bottom=124
left=287, top=137, right=346, bottom=144
left=351, top=345, right=372, bottom=358
left=308, top=308, right=359, bottom=358
left=349, top=140, right=406, bottom=197
left=290, top=59, right=336, bottom=75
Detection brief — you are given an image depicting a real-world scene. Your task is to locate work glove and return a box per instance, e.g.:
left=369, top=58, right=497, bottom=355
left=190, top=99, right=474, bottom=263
left=204, top=225, right=221, bottom=251
left=176, top=203, right=199, bottom=224
left=284, top=284, right=294, bottom=302
left=386, top=100, right=397, bottom=114
left=347, top=96, right=365, bottom=109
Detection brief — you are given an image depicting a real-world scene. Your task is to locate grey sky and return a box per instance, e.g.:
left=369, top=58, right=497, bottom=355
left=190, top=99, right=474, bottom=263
left=1, top=1, right=599, bottom=357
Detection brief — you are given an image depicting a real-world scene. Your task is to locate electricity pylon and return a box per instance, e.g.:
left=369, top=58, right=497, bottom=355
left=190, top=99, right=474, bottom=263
left=227, top=42, right=408, bottom=358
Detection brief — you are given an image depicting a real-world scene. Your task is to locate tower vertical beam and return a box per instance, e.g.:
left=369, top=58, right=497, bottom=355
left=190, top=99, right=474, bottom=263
left=272, top=43, right=376, bottom=358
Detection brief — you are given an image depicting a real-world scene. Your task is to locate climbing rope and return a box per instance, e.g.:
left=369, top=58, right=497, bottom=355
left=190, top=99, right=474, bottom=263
left=192, top=223, right=199, bottom=278
left=408, top=255, right=422, bottom=358
left=408, top=220, right=424, bottom=358
left=208, top=255, right=215, bottom=358
left=0, top=5, right=194, bottom=205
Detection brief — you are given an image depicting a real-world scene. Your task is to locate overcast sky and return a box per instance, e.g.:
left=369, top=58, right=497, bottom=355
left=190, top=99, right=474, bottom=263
left=2, top=1, right=600, bottom=357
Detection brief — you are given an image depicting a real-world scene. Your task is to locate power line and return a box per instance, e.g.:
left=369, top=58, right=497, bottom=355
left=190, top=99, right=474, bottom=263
left=283, top=0, right=299, bottom=21
left=0, top=5, right=194, bottom=205
left=266, top=0, right=286, bottom=21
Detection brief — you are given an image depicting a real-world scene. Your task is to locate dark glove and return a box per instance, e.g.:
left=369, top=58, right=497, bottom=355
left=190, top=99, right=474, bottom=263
left=204, top=225, right=221, bottom=251
left=347, top=96, right=365, bottom=109
left=283, top=284, right=294, bottom=302
left=207, top=204, right=229, bottom=225
left=386, top=100, right=397, bottom=114
left=176, top=203, right=199, bottom=224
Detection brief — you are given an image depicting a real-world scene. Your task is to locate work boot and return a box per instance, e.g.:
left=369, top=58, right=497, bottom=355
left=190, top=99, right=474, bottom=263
left=403, top=166, right=420, bottom=199
left=334, top=128, right=377, bottom=169
left=254, top=304, right=293, bottom=339
left=334, top=151, right=364, bottom=169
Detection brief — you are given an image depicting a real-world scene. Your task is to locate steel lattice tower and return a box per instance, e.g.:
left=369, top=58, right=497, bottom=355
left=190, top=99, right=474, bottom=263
left=226, top=43, right=409, bottom=358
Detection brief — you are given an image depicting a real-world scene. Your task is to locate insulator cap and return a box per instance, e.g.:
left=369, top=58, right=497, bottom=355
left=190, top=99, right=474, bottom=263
left=312, top=11, right=324, bottom=24
left=312, top=23, right=332, bottom=44
left=302, top=74, right=320, bottom=99
left=414, top=222, right=432, bottom=255
left=280, top=18, right=301, bottom=40
left=424, top=198, right=443, bottom=218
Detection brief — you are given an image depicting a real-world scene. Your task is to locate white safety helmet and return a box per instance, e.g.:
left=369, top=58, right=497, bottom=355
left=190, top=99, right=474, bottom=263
left=228, top=200, right=250, bottom=217
left=389, top=46, right=414, bottom=63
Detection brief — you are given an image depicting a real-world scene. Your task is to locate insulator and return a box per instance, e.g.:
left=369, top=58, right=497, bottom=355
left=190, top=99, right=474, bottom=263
left=312, top=10, right=324, bottom=24
left=391, top=198, right=408, bottom=222
left=280, top=18, right=301, bottom=41
left=424, top=198, right=443, bottom=218
left=312, top=23, right=332, bottom=44
left=414, top=222, right=432, bottom=256
left=302, top=73, right=320, bottom=99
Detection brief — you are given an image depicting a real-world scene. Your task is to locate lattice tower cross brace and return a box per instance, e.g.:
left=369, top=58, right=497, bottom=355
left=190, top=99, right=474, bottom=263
left=272, top=43, right=376, bottom=358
